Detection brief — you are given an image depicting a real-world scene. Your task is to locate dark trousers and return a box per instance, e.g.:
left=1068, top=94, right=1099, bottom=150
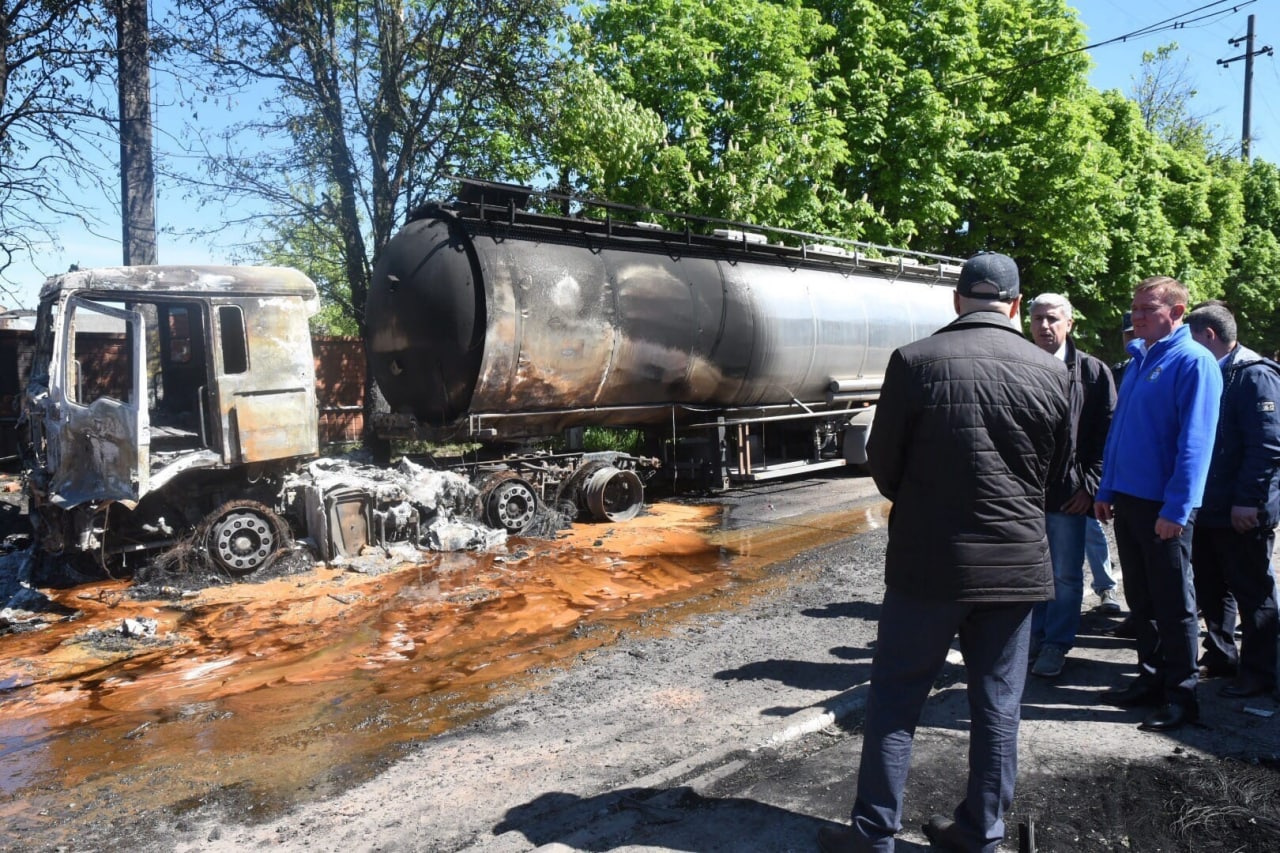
left=1192, top=523, right=1279, bottom=688
left=1112, top=493, right=1199, bottom=706
left=849, top=588, right=1033, bottom=853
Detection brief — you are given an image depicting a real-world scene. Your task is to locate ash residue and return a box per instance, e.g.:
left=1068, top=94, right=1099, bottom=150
left=130, top=536, right=317, bottom=597
left=286, top=457, right=511, bottom=562
left=75, top=620, right=178, bottom=654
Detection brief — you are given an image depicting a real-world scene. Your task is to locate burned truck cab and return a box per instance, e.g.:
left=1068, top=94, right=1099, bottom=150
left=22, top=266, right=320, bottom=575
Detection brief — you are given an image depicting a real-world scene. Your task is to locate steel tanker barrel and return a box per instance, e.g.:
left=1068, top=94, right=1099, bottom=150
left=367, top=200, right=959, bottom=439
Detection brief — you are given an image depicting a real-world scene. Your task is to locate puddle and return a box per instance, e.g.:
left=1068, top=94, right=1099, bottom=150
left=0, top=498, right=887, bottom=844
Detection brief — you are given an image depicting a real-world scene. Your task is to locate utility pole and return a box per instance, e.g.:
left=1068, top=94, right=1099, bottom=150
left=1217, top=14, right=1274, bottom=163
left=117, top=0, right=157, bottom=265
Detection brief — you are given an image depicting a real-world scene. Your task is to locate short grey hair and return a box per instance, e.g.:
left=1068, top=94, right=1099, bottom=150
left=1028, top=293, right=1073, bottom=316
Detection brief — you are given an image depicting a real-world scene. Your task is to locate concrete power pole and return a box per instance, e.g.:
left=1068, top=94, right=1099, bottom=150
left=1217, top=14, right=1275, bottom=163
left=117, top=0, right=157, bottom=265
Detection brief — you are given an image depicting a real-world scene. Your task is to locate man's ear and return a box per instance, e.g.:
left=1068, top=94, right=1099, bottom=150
left=1006, top=294, right=1022, bottom=320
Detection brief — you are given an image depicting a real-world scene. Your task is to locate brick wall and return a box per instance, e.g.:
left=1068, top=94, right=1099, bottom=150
left=313, top=336, right=365, bottom=445
left=0, top=331, right=369, bottom=454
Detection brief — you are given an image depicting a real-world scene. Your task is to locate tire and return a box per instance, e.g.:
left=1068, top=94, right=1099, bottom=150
left=200, top=500, right=291, bottom=574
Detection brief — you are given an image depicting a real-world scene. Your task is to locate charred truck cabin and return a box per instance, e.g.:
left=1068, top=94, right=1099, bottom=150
left=20, top=180, right=962, bottom=577
left=21, top=266, right=320, bottom=576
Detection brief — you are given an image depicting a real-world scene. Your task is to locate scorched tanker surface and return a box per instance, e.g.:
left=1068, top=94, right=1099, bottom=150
left=367, top=186, right=961, bottom=441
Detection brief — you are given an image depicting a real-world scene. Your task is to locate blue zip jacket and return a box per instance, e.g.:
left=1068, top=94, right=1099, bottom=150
left=1096, top=324, right=1222, bottom=524
left=1198, top=344, right=1280, bottom=527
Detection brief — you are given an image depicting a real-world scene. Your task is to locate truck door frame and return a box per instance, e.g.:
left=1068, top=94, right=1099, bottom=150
left=46, top=295, right=149, bottom=507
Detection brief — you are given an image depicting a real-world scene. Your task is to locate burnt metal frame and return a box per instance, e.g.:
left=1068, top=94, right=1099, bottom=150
left=438, top=177, right=965, bottom=284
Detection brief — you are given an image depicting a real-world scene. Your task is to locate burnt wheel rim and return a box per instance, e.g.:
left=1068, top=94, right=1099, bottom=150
left=210, top=509, right=277, bottom=572
left=486, top=479, right=537, bottom=534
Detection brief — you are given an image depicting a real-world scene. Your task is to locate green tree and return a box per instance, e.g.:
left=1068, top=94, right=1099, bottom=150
left=820, top=2, right=1110, bottom=269
left=565, top=0, right=850, bottom=232
left=543, top=64, right=667, bottom=200
left=1081, top=90, right=1246, bottom=358
left=1222, top=159, right=1280, bottom=356
left=259, top=200, right=359, bottom=336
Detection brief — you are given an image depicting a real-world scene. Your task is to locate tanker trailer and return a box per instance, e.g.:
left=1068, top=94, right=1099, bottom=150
left=367, top=180, right=962, bottom=528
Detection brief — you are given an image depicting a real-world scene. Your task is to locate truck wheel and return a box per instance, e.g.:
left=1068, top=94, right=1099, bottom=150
left=201, top=500, right=290, bottom=574
left=481, top=476, right=539, bottom=534
left=583, top=466, right=644, bottom=522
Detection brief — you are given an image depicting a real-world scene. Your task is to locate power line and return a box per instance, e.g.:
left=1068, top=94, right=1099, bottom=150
left=942, top=0, right=1258, bottom=91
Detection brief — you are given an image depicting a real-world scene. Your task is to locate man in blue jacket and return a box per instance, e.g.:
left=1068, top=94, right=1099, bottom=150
left=1094, top=276, right=1222, bottom=731
left=1186, top=303, right=1280, bottom=698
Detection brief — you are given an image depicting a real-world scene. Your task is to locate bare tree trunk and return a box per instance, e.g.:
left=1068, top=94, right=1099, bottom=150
left=117, top=0, right=156, bottom=266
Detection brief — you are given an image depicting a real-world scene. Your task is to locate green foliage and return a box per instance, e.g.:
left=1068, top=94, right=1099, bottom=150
left=582, top=427, right=643, bottom=454
left=1222, top=160, right=1280, bottom=357
left=1082, top=87, right=1246, bottom=355
left=546, top=0, right=1268, bottom=364
left=258, top=195, right=360, bottom=336
left=564, top=0, right=851, bottom=232
left=8, top=0, right=1273, bottom=378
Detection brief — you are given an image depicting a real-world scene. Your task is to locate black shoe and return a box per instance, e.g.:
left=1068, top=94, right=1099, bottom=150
left=1139, top=702, right=1198, bottom=731
left=921, top=814, right=966, bottom=851
left=1220, top=678, right=1275, bottom=698
left=1108, top=617, right=1138, bottom=638
left=1100, top=679, right=1161, bottom=708
left=1197, top=662, right=1237, bottom=679
left=817, top=824, right=858, bottom=853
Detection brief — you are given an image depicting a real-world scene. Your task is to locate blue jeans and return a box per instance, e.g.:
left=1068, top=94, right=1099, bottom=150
left=1085, top=515, right=1117, bottom=593
left=849, top=588, right=1033, bottom=852
left=1032, top=513, right=1086, bottom=650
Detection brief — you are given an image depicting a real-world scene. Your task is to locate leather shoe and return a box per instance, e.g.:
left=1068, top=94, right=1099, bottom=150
left=817, top=824, right=858, bottom=853
left=1197, top=663, right=1237, bottom=680
left=1220, top=678, right=1275, bottom=698
left=1108, top=617, right=1138, bottom=638
left=1139, top=702, right=1198, bottom=731
left=921, top=814, right=966, bottom=851
left=1100, top=680, right=1161, bottom=708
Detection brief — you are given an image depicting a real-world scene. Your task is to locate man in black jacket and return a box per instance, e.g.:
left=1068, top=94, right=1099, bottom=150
left=1186, top=303, right=1280, bottom=698
left=1027, top=293, right=1117, bottom=678
left=819, top=252, right=1070, bottom=853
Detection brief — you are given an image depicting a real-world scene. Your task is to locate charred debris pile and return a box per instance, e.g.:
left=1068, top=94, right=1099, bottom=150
left=0, top=456, right=571, bottom=629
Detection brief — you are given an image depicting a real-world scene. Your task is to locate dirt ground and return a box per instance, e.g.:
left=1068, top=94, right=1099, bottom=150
left=3, top=474, right=1280, bottom=852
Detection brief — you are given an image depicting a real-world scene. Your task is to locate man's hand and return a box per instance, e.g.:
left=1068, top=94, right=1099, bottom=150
left=1154, top=516, right=1185, bottom=540
left=1060, top=489, right=1092, bottom=515
left=1094, top=500, right=1113, bottom=523
left=1231, top=505, right=1260, bottom=534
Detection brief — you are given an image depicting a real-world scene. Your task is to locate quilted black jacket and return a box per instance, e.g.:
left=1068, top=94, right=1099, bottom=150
left=867, top=310, right=1071, bottom=602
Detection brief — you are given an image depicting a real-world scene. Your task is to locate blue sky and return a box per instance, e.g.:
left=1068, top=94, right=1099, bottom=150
left=2, top=0, right=1275, bottom=311
left=1073, top=0, right=1276, bottom=162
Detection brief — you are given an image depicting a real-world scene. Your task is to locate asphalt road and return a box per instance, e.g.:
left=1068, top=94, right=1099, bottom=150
left=165, top=472, right=1280, bottom=853
left=5, top=471, right=1279, bottom=852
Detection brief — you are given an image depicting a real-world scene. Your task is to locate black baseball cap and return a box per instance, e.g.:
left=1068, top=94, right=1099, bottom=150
left=957, top=252, right=1020, bottom=300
